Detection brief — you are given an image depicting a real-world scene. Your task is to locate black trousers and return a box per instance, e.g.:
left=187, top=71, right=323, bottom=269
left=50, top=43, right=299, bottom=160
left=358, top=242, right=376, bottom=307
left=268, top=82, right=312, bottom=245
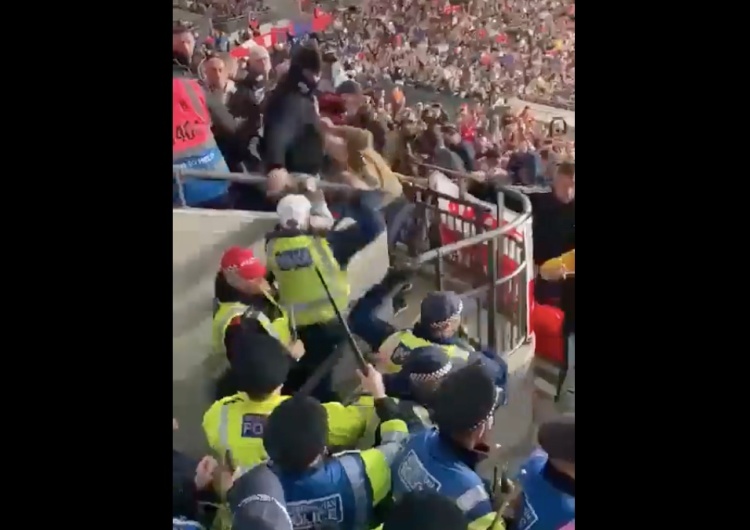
left=282, top=320, right=347, bottom=403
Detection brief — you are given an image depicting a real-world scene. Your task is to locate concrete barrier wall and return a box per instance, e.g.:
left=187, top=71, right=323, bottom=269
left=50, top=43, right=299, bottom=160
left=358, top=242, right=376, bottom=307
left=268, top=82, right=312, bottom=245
left=173, top=208, right=535, bottom=469
left=173, top=209, right=389, bottom=455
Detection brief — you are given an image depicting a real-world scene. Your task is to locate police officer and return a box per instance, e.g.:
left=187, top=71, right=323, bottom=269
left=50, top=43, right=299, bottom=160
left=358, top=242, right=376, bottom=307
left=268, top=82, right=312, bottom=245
left=213, top=246, right=302, bottom=358
left=265, top=191, right=385, bottom=401
left=212, top=246, right=305, bottom=399
left=391, top=363, right=504, bottom=530
left=355, top=345, right=454, bottom=448
left=510, top=416, right=575, bottom=530
left=262, top=365, right=408, bottom=530
left=202, top=334, right=375, bottom=469
left=172, top=23, right=238, bottom=208
left=349, top=271, right=508, bottom=393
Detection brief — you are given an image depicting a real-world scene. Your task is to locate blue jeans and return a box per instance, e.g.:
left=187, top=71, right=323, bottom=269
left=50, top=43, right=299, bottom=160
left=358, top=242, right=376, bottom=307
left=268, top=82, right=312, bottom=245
left=331, top=193, right=415, bottom=248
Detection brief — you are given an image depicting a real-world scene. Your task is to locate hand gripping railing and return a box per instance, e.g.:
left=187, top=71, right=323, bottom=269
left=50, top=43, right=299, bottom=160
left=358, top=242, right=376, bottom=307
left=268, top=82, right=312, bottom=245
left=172, top=167, right=352, bottom=207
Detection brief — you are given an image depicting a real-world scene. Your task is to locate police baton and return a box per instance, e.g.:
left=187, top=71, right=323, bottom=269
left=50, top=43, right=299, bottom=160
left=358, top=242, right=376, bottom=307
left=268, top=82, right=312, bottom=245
left=296, top=267, right=369, bottom=398
left=487, top=468, right=525, bottom=529
left=313, top=266, right=369, bottom=374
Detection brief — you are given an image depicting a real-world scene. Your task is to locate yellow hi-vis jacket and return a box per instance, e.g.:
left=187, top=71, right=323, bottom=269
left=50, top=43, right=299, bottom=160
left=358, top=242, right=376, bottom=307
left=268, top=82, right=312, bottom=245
left=378, top=330, right=474, bottom=374
left=266, top=233, right=350, bottom=327
left=211, top=295, right=293, bottom=356
left=202, top=392, right=374, bottom=470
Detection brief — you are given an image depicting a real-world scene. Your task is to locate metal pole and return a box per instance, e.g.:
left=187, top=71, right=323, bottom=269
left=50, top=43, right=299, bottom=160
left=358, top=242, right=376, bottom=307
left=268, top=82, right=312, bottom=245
left=171, top=168, right=353, bottom=190
left=487, top=236, right=498, bottom=352
left=435, top=249, right=445, bottom=291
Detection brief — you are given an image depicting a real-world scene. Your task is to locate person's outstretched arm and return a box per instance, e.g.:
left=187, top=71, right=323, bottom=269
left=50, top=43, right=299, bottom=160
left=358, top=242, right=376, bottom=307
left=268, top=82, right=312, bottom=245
left=327, top=191, right=385, bottom=269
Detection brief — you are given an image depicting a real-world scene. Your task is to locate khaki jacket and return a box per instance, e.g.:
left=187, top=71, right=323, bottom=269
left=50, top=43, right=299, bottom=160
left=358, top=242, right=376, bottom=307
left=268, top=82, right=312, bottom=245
left=335, top=126, right=405, bottom=203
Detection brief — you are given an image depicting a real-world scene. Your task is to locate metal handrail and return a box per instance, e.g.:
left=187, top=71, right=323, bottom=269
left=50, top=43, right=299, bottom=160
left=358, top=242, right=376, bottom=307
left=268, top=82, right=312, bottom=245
left=413, top=188, right=531, bottom=265
left=172, top=168, right=356, bottom=206
left=172, top=168, right=351, bottom=189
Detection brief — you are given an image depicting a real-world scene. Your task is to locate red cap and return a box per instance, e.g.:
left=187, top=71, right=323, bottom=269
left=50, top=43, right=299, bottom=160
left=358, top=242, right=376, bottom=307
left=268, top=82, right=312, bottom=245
left=220, top=246, right=266, bottom=280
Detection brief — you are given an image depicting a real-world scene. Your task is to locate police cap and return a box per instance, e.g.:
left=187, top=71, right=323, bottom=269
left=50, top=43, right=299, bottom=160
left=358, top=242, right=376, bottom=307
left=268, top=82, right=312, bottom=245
left=264, top=396, right=327, bottom=473
left=230, top=333, right=291, bottom=399
left=432, top=363, right=497, bottom=434
left=384, top=491, right=467, bottom=530
left=402, top=345, right=452, bottom=382
left=229, top=464, right=293, bottom=530
left=420, top=291, right=463, bottom=329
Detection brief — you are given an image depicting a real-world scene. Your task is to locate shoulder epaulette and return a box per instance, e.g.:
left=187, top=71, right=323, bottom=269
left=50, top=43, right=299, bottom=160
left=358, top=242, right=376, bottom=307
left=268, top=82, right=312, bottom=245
left=220, top=394, right=245, bottom=406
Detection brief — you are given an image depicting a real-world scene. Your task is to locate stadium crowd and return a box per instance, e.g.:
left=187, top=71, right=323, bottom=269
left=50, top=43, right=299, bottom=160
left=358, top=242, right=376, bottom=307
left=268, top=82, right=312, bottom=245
left=173, top=0, right=575, bottom=527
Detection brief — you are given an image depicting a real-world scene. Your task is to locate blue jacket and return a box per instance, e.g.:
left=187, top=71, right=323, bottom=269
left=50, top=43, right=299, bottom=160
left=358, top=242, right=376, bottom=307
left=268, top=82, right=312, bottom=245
left=392, top=429, right=494, bottom=527
left=272, top=453, right=372, bottom=530
left=512, top=451, right=575, bottom=530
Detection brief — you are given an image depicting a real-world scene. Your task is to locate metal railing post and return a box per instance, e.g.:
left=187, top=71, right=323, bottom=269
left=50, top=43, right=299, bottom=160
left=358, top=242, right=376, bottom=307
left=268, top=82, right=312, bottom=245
left=487, top=236, right=498, bottom=352
left=435, top=249, right=445, bottom=291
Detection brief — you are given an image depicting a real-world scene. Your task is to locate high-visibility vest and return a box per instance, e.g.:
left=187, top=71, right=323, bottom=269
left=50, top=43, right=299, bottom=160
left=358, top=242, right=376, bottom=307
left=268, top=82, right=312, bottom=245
left=380, top=330, right=473, bottom=374
left=211, top=297, right=292, bottom=356
left=172, top=77, right=219, bottom=161
left=353, top=395, right=433, bottom=449
left=266, top=233, right=349, bottom=327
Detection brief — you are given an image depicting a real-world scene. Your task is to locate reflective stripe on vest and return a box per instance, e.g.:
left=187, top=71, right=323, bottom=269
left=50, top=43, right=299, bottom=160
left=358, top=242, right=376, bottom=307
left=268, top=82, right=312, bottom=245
left=394, top=331, right=472, bottom=366
left=245, top=310, right=280, bottom=341
left=267, top=237, right=348, bottom=317
left=338, top=454, right=370, bottom=530
left=218, top=403, right=230, bottom=451
left=173, top=78, right=218, bottom=160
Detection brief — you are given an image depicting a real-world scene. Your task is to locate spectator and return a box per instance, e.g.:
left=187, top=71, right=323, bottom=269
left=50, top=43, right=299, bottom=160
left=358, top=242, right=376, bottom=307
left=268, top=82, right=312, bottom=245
left=204, top=54, right=237, bottom=105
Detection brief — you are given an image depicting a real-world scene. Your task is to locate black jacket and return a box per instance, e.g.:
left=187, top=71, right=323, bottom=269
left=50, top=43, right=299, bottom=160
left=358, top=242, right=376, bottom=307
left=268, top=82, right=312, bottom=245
left=261, top=71, right=324, bottom=174
left=529, top=192, right=575, bottom=333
